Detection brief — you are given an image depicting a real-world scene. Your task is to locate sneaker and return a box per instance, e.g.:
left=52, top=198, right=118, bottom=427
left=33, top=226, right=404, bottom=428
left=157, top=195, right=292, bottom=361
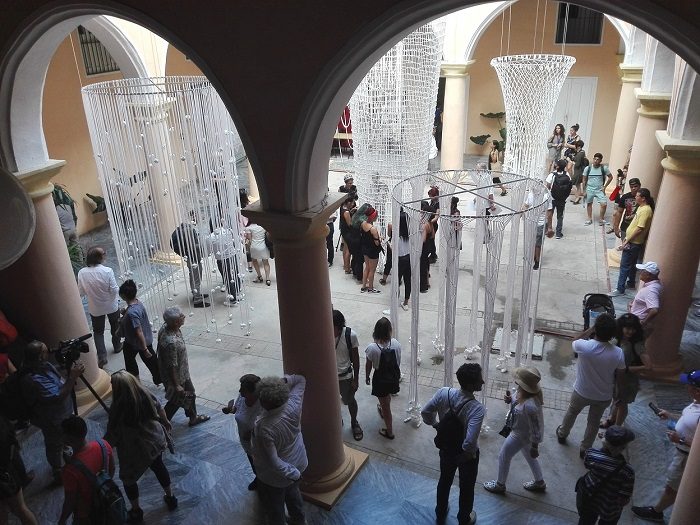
left=523, top=480, right=546, bottom=492
left=401, top=303, right=409, bottom=311
left=555, top=233, right=563, bottom=239
left=483, top=480, right=506, bottom=494
left=220, top=286, right=226, bottom=292
left=98, top=358, right=108, bottom=368
left=223, top=300, right=237, bottom=307
left=500, top=190, right=508, bottom=196
left=609, top=289, right=626, bottom=297
left=599, top=220, right=609, bottom=225
left=193, top=301, right=211, bottom=308
left=164, top=494, right=178, bottom=510
left=631, top=506, right=664, bottom=522
left=382, top=309, right=391, bottom=315
left=126, top=508, right=144, bottom=523
left=584, top=220, right=592, bottom=225
left=556, top=425, right=567, bottom=444
left=533, top=261, right=539, bottom=270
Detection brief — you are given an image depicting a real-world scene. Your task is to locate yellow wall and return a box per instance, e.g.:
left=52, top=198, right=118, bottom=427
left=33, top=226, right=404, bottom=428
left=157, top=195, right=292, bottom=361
left=465, top=0, right=622, bottom=158
left=42, top=32, right=123, bottom=235
left=165, top=45, right=204, bottom=76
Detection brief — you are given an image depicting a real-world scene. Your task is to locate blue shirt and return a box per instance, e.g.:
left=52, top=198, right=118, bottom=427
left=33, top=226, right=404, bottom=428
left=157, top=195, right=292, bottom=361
left=122, top=302, right=152, bottom=347
left=421, top=387, right=485, bottom=454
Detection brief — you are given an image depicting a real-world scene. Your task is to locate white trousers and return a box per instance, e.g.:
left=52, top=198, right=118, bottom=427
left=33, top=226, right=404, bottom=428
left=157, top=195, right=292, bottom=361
left=497, top=433, right=544, bottom=485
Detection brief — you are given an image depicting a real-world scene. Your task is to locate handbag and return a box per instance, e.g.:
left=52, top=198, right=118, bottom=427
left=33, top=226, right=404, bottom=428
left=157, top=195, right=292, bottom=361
left=264, top=232, right=275, bottom=259
left=498, top=404, right=514, bottom=438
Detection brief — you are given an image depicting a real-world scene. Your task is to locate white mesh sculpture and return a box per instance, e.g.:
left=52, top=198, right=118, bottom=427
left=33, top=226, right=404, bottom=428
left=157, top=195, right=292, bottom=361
left=349, top=21, right=445, bottom=243
left=82, top=77, right=251, bottom=339
left=490, top=55, right=575, bottom=367
left=392, top=170, right=549, bottom=410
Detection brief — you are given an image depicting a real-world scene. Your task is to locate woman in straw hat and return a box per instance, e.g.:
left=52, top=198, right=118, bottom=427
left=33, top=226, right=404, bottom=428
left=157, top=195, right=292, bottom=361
left=484, top=366, right=546, bottom=494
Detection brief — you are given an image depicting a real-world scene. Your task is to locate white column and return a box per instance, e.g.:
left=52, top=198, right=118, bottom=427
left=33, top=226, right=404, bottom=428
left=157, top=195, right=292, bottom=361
left=440, top=62, right=474, bottom=170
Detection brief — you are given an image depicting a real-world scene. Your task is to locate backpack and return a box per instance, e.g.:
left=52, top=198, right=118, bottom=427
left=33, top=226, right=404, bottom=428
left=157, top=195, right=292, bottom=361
left=0, top=369, right=33, bottom=421
left=337, top=328, right=354, bottom=377
left=433, top=389, right=474, bottom=455
left=68, top=440, right=127, bottom=525
left=373, top=343, right=400, bottom=390
left=581, top=156, right=590, bottom=168
left=550, top=171, right=573, bottom=201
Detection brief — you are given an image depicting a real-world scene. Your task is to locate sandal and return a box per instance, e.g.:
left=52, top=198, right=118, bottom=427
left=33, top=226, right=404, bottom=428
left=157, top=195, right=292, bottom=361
left=483, top=480, right=506, bottom=494
left=254, top=276, right=263, bottom=283
left=367, top=288, right=381, bottom=293
left=351, top=423, right=364, bottom=441
left=188, top=414, right=211, bottom=427
left=378, top=428, right=395, bottom=440
left=265, top=280, right=271, bottom=286
left=379, top=278, right=387, bottom=285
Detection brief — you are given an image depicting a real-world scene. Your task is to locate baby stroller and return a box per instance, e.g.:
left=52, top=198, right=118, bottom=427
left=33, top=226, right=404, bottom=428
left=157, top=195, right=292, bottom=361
left=577, top=293, right=616, bottom=358
left=583, top=293, right=616, bottom=329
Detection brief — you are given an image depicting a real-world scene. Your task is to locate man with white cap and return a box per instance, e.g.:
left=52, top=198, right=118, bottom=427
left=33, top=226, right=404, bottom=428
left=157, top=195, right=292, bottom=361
left=338, top=174, right=357, bottom=200
left=632, top=370, right=700, bottom=522
left=628, top=261, right=662, bottom=334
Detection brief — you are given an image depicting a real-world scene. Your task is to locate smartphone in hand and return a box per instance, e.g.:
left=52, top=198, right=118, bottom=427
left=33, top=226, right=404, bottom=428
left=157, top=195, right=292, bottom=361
left=648, top=402, right=662, bottom=416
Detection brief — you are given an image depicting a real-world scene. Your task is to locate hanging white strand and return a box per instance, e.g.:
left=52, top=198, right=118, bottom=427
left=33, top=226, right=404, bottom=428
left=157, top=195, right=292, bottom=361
left=540, top=0, right=548, bottom=54
left=533, top=0, right=541, bottom=54
left=562, top=2, right=570, bottom=56
left=500, top=10, right=505, bottom=58
left=507, top=4, right=513, bottom=56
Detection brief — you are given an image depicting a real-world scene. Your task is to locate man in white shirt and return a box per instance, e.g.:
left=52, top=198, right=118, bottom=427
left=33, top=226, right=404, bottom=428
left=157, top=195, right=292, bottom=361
left=333, top=310, right=362, bottom=441
left=77, top=247, right=120, bottom=368
left=629, top=261, right=662, bottom=335
left=252, top=374, right=308, bottom=525
left=556, top=314, right=626, bottom=458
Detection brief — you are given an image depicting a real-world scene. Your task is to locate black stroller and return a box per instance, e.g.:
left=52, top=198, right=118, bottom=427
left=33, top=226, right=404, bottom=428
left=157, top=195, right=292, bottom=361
left=577, top=294, right=616, bottom=357
left=582, top=293, right=616, bottom=329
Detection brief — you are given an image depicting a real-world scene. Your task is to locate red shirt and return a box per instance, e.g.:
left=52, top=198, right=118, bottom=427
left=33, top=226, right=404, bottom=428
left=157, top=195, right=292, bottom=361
left=63, top=440, right=115, bottom=518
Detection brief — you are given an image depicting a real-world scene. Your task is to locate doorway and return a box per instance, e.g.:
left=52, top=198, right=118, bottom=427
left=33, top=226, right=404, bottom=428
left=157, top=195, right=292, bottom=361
left=549, top=76, right=598, bottom=147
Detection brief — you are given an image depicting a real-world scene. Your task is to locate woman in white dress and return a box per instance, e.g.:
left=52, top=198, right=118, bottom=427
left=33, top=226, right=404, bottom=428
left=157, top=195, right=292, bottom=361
left=245, top=220, right=272, bottom=285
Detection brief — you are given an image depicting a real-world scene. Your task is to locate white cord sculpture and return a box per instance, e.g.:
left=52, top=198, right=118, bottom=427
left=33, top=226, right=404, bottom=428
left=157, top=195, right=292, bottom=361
left=392, top=170, right=549, bottom=407
left=82, top=77, right=251, bottom=340
left=491, top=54, right=575, bottom=367
left=349, top=20, right=445, bottom=255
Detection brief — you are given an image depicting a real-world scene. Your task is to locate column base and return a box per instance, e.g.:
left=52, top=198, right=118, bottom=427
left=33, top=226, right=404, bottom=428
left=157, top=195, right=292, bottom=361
left=638, top=360, right=683, bottom=383
left=75, top=369, right=112, bottom=415
left=300, top=445, right=368, bottom=510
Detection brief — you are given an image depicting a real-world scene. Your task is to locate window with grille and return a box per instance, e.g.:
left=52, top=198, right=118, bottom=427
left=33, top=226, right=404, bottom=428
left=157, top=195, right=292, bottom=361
left=555, top=3, right=603, bottom=45
left=77, top=26, right=120, bottom=75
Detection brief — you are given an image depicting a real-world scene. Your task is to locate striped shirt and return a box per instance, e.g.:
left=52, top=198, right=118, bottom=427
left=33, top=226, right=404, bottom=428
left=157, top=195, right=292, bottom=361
left=581, top=448, right=635, bottom=520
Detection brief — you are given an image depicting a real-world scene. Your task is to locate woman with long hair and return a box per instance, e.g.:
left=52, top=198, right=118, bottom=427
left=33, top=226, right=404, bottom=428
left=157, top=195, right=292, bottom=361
left=245, top=219, right=272, bottom=286
left=563, top=123, right=581, bottom=159
left=339, top=195, right=356, bottom=274
left=484, top=367, right=546, bottom=495
left=359, top=205, right=382, bottom=293
left=396, top=209, right=411, bottom=310
left=419, top=200, right=435, bottom=293
left=106, top=371, right=177, bottom=523
left=547, top=123, right=566, bottom=171
left=600, top=314, right=651, bottom=428
left=0, top=416, right=36, bottom=525
left=365, top=317, right=401, bottom=439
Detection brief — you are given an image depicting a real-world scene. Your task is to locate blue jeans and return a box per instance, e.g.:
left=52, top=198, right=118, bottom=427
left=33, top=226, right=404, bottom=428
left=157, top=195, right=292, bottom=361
left=257, top=479, right=305, bottom=525
left=616, top=242, right=643, bottom=292
left=436, top=449, right=479, bottom=525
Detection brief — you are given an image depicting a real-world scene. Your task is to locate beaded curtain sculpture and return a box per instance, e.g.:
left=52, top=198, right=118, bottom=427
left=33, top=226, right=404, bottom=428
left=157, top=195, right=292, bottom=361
left=82, top=77, right=251, bottom=340
left=392, top=170, right=548, bottom=412
left=349, top=21, right=445, bottom=247
left=490, top=55, right=575, bottom=367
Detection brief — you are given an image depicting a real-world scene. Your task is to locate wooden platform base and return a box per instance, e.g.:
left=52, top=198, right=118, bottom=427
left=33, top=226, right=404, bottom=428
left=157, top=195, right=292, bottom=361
left=301, top=445, right=368, bottom=510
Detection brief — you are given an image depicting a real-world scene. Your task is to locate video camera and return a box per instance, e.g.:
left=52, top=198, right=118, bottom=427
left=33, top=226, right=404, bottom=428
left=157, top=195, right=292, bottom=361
left=51, top=333, right=91, bottom=367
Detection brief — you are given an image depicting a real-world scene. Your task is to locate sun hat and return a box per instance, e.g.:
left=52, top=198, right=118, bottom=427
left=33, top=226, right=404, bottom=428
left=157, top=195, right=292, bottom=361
left=604, top=425, right=635, bottom=446
left=635, top=261, right=659, bottom=275
left=513, top=366, right=541, bottom=394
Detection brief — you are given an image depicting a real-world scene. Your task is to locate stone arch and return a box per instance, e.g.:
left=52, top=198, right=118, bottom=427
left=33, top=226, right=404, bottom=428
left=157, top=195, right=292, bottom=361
left=292, top=0, right=700, bottom=212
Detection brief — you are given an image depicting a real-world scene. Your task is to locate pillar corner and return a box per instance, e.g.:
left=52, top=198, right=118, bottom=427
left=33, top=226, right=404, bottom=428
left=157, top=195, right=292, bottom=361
left=619, top=64, right=643, bottom=84
left=15, top=159, right=67, bottom=200
left=656, top=131, right=700, bottom=174
left=635, top=89, right=671, bottom=119
left=440, top=61, right=475, bottom=78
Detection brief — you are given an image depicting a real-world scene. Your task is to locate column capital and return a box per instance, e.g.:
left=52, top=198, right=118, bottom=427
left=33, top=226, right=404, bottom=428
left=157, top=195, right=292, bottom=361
left=15, top=159, right=66, bottom=200
left=440, top=61, right=475, bottom=78
left=619, top=64, right=643, bottom=83
left=635, top=89, right=671, bottom=119
left=242, top=192, right=345, bottom=242
left=656, top=130, right=700, bottom=175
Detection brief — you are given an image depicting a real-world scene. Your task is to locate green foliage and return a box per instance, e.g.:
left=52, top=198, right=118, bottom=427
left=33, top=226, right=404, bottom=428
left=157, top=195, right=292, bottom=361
left=479, top=112, right=506, bottom=119
left=67, top=242, right=85, bottom=278
left=86, top=193, right=107, bottom=214
left=469, top=134, right=492, bottom=146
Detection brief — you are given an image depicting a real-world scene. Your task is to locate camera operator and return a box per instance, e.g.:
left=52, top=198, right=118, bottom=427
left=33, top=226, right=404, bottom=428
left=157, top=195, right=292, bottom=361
left=19, top=340, right=84, bottom=486
left=632, top=370, right=700, bottom=522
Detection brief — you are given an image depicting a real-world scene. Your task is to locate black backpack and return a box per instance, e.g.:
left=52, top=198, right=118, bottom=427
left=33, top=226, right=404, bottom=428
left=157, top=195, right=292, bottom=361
left=581, top=156, right=590, bottom=168
left=434, top=389, right=473, bottom=454
left=550, top=171, right=573, bottom=202
left=0, top=370, right=34, bottom=422
left=67, top=440, right=127, bottom=525
left=374, top=343, right=400, bottom=389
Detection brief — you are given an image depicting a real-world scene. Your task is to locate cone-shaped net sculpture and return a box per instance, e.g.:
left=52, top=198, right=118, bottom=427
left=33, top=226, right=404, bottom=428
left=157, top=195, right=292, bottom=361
left=392, top=170, right=548, bottom=413
left=491, top=54, right=575, bottom=367
left=350, top=21, right=445, bottom=239
left=82, top=77, right=251, bottom=339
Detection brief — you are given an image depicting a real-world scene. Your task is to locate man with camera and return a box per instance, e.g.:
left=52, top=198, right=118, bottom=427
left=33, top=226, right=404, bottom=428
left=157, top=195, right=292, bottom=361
left=20, top=340, right=84, bottom=485
left=632, top=370, right=700, bottom=522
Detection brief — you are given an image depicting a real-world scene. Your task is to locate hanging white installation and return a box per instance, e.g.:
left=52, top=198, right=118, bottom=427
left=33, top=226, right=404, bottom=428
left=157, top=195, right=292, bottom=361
left=392, top=169, right=549, bottom=407
left=490, top=54, right=575, bottom=367
left=82, top=76, right=251, bottom=341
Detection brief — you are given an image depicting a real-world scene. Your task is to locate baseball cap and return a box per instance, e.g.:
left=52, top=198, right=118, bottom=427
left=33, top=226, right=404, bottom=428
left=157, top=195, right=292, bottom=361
left=680, top=370, right=700, bottom=387
left=604, top=425, right=635, bottom=446
left=635, top=261, right=659, bottom=275
left=344, top=174, right=354, bottom=182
